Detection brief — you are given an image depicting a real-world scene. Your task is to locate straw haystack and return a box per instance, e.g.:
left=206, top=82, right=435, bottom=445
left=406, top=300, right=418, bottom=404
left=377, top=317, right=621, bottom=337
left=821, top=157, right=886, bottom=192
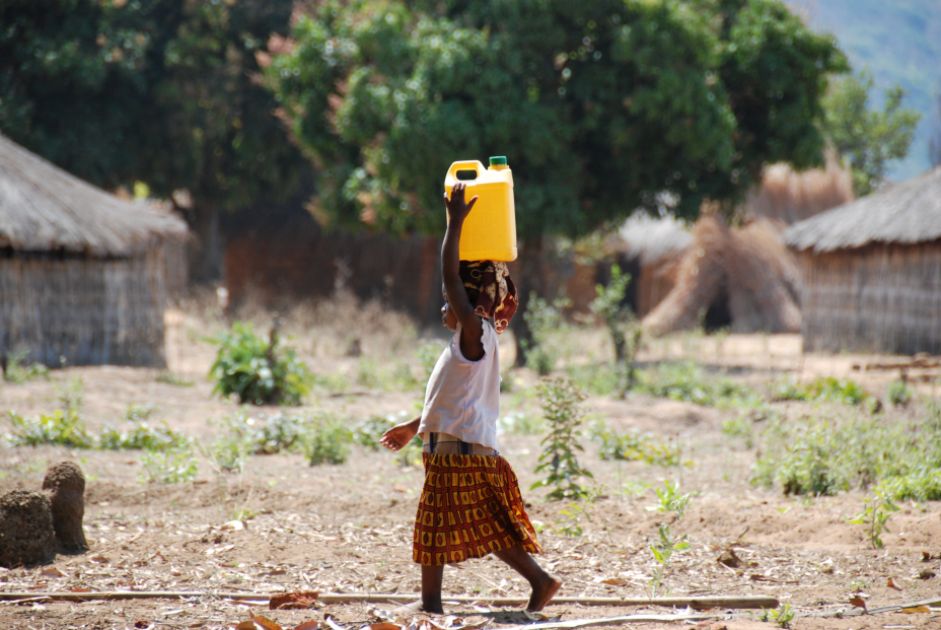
left=0, top=133, right=188, bottom=367
left=641, top=215, right=801, bottom=335
left=745, top=156, right=854, bottom=224
left=604, top=214, right=692, bottom=317
left=785, top=166, right=941, bottom=354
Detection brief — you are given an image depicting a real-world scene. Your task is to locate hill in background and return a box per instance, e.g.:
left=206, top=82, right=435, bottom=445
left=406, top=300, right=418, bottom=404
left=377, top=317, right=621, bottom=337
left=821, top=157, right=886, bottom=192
left=785, top=0, right=941, bottom=181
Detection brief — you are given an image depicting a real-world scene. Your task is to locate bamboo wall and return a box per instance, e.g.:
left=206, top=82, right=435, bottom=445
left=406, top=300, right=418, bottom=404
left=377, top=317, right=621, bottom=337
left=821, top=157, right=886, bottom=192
left=0, top=250, right=169, bottom=367
left=798, top=241, right=941, bottom=355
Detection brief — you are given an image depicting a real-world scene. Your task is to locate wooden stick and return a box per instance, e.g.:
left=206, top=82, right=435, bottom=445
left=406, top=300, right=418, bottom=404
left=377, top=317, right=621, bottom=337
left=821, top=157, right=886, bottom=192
left=0, top=591, right=779, bottom=609
left=505, top=613, right=714, bottom=629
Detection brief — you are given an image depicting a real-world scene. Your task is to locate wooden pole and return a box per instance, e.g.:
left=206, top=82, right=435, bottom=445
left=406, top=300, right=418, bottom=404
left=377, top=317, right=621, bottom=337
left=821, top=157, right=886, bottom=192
left=0, top=591, right=778, bottom=609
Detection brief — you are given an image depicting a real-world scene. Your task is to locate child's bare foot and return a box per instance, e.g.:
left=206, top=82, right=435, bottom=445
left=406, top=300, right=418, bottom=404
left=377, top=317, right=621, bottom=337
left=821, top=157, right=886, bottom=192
left=527, top=575, right=561, bottom=612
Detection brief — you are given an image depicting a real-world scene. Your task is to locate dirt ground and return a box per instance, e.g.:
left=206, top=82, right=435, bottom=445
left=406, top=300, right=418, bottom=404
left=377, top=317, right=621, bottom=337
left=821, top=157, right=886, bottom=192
left=1, top=299, right=939, bottom=630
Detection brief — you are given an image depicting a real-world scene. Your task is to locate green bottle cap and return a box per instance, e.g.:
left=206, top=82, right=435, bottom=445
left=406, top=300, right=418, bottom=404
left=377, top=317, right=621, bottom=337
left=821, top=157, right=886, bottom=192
left=489, top=155, right=508, bottom=166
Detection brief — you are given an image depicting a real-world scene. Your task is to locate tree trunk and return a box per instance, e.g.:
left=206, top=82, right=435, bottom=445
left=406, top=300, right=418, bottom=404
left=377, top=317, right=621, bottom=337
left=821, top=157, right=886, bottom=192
left=187, top=203, right=223, bottom=285
left=512, top=233, right=547, bottom=367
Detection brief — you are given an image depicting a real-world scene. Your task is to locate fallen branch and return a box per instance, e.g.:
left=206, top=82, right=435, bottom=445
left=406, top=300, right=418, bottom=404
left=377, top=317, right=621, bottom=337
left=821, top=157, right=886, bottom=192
left=814, top=597, right=941, bottom=618
left=0, top=591, right=778, bottom=609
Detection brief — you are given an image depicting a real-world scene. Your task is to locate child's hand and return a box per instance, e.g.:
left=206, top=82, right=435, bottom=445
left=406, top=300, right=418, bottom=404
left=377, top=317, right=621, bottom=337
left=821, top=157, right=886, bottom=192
left=445, top=181, right=478, bottom=225
left=380, top=418, right=419, bottom=452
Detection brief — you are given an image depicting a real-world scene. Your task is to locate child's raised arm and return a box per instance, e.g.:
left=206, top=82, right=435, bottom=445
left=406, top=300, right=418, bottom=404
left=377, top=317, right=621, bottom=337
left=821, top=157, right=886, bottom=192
left=443, top=182, right=484, bottom=360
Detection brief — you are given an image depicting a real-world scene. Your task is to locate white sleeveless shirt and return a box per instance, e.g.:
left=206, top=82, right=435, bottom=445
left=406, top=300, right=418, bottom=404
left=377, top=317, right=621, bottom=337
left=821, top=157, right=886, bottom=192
left=418, top=318, right=501, bottom=451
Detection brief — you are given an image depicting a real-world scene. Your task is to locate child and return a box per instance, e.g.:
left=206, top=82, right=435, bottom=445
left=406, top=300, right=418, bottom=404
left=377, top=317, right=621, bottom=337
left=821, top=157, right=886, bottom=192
left=380, top=182, right=561, bottom=614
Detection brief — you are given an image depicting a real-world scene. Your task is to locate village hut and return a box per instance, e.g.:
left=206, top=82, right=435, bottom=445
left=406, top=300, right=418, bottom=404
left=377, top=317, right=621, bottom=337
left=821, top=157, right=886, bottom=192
left=0, top=134, right=188, bottom=367
left=784, top=166, right=941, bottom=355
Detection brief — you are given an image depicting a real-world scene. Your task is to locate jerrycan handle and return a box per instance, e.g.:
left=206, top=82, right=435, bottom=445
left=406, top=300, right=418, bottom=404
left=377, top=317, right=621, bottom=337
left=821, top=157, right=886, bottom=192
left=446, top=160, right=485, bottom=183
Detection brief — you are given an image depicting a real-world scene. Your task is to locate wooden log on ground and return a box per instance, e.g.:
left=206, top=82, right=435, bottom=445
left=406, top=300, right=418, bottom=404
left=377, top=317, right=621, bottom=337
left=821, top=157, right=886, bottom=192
left=0, top=591, right=780, bottom=609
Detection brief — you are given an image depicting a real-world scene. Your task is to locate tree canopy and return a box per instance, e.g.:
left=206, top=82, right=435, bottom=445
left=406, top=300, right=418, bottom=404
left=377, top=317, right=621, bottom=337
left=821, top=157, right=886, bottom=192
left=822, top=72, right=921, bottom=196
left=0, top=0, right=302, bottom=280
left=270, top=0, right=846, bottom=239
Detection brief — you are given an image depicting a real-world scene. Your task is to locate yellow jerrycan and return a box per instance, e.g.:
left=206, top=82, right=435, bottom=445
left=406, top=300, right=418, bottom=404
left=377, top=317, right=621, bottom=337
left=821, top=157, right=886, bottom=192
left=444, top=155, right=517, bottom=261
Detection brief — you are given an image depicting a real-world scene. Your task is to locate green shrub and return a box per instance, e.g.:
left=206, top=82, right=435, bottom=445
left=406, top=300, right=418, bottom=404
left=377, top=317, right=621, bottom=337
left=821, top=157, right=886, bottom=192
left=99, top=422, right=187, bottom=451
left=1, top=350, right=49, bottom=384
left=636, top=362, right=757, bottom=408
left=141, top=447, right=198, bottom=483
left=7, top=409, right=94, bottom=449
left=886, top=379, right=912, bottom=407
left=591, top=423, right=680, bottom=466
left=210, top=322, right=312, bottom=405
left=532, top=377, right=593, bottom=501
left=772, top=376, right=871, bottom=406
left=304, top=417, right=353, bottom=465
left=753, top=407, right=941, bottom=497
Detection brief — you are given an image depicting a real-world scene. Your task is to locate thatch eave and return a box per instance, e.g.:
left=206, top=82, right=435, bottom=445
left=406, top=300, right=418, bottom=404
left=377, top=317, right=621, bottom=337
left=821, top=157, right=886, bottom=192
left=0, top=133, right=188, bottom=258
left=784, top=166, right=941, bottom=254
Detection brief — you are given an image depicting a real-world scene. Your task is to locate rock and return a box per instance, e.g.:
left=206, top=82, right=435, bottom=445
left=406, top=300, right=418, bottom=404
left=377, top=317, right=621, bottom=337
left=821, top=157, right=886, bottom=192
left=42, top=461, right=88, bottom=553
left=0, top=490, right=56, bottom=567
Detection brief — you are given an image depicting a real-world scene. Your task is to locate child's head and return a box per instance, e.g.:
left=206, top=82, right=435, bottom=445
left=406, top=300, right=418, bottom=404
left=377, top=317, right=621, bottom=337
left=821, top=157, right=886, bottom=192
left=441, top=260, right=518, bottom=333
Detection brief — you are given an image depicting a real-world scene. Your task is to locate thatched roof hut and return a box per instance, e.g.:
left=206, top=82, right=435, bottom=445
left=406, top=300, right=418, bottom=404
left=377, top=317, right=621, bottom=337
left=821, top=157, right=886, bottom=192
left=784, top=166, right=941, bottom=355
left=0, top=133, right=188, bottom=367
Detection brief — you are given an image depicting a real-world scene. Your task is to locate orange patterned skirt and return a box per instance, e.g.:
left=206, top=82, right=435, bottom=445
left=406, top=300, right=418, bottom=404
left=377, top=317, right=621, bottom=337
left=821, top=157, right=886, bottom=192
left=413, top=453, right=541, bottom=566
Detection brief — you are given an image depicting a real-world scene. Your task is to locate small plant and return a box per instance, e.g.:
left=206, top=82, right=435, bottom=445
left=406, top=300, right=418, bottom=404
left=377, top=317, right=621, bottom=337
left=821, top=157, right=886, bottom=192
left=532, top=377, right=593, bottom=501
left=589, top=264, right=641, bottom=396
left=772, top=376, right=872, bottom=407
left=592, top=423, right=681, bottom=466
left=98, top=422, right=187, bottom=452
left=649, top=523, right=689, bottom=595
left=636, top=362, right=756, bottom=409
left=886, top=379, right=911, bottom=407
left=141, top=446, right=198, bottom=483
left=1, top=349, right=49, bottom=384
left=7, top=409, right=94, bottom=449
left=304, top=417, right=353, bottom=465
left=556, top=502, right=589, bottom=537
left=210, top=321, right=313, bottom=405
left=761, top=603, right=795, bottom=628
left=207, top=432, right=251, bottom=473
left=249, top=412, right=307, bottom=454
left=850, top=489, right=899, bottom=549
left=649, top=480, right=692, bottom=518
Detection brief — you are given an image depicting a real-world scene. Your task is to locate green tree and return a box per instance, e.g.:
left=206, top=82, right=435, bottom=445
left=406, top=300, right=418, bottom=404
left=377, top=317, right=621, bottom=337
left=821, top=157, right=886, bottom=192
left=822, top=72, right=921, bottom=196
left=270, top=0, right=844, bottom=360
left=0, top=0, right=303, bottom=282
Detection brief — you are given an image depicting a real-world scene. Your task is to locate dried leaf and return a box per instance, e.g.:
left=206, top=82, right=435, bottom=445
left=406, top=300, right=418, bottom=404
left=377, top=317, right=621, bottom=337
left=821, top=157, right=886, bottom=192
left=923, top=551, right=932, bottom=562
left=601, top=577, right=627, bottom=586
left=294, top=621, right=321, bottom=630
left=89, top=555, right=110, bottom=564
left=251, top=614, right=284, bottom=630
left=362, top=623, right=401, bottom=630
left=919, top=569, right=937, bottom=580
left=887, top=577, right=902, bottom=591
left=235, top=622, right=256, bottom=630
left=848, top=595, right=867, bottom=611
left=901, top=605, right=931, bottom=614
left=40, top=567, right=66, bottom=578
left=270, top=591, right=320, bottom=610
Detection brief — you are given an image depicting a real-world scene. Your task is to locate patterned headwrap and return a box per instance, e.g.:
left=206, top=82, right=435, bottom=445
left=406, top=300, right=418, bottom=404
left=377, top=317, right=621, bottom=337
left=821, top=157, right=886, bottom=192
left=458, top=260, right=518, bottom=334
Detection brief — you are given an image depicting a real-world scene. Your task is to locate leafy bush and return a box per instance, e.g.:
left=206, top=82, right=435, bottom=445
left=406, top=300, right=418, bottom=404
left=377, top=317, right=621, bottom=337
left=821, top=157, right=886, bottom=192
left=886, top=379, right=912, bottom=407
left=771, top=376, right=871, bottom=406
left=591, top=423, right=680, bottom=466
left=6, top=409, right=94, bottom=449
left=1, top=349, right=49, bottom=384
left=753, top=406, right=941, bottom=498
left=532, top=377, right=593, bottom=501
left=141, top=447, right=199, bottom=483
left=304, top=417, right=353, bottom=465
left=99, top=422, right=187, bottom=451
left=210, top=322, right=313, bottom=405
left=636, top=362, right=757, bottom=408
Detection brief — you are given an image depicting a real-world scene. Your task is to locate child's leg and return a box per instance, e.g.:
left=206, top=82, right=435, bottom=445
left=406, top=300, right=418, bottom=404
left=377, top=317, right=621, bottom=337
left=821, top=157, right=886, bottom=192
left=421, top=564, right=445, bottom=613
left=494, top=546, right=561, bottom=611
